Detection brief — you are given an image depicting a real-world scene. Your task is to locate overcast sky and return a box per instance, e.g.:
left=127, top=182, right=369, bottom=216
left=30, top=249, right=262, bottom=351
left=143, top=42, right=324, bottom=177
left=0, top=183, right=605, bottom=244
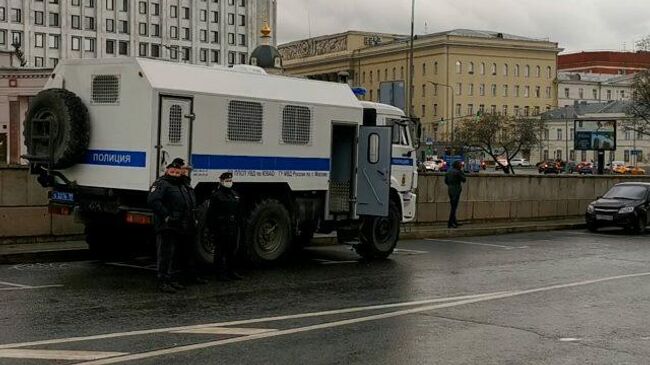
left=276, top=0, right=650, bottom=53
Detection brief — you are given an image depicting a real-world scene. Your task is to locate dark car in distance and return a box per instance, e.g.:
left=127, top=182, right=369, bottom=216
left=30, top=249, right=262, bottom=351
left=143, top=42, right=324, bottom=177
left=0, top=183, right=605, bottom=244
left=585, top=183, right=650, bottom=233
left=537, top=160, right=560, bottom=174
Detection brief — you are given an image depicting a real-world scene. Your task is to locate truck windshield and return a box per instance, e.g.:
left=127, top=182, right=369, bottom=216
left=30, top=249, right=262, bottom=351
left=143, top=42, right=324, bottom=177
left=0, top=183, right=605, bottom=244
left=388, top=118, right=411, bottom=147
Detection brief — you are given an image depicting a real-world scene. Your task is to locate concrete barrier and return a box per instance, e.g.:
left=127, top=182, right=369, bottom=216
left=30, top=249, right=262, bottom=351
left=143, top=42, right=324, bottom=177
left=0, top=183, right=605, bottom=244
left=415, top=173, right=650, bottom=224
left=0, top=167, right=83, bottom=240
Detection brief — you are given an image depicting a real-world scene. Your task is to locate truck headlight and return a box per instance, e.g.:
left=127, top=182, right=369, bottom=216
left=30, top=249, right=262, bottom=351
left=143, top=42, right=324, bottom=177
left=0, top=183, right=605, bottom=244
left=618, top=206, right=635, bottom=214
left=587, top=204, right=595, bottom=214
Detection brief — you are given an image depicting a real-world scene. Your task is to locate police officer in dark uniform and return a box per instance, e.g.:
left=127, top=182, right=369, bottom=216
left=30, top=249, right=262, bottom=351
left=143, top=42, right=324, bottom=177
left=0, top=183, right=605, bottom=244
left=444, top=160, right=467, bottom=229
left=207, top=172, right=243, bottom=281
left=147, top=158, right=197, bottom=293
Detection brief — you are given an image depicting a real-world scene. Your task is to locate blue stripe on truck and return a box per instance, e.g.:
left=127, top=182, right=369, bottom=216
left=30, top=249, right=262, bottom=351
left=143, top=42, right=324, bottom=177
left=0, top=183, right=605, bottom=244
left=391, top=158, right=413, bottom=166
left=83, top=150, right=147, bottom=167
left=192, top=155, right=331, bottom=171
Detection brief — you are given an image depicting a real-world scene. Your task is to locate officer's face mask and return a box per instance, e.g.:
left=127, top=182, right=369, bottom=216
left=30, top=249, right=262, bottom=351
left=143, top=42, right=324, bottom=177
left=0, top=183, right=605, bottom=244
left=222, top=180, right=233, bottom=189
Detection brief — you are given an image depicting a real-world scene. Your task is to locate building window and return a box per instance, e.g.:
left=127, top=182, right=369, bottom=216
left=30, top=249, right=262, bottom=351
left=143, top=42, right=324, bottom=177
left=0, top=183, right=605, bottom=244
left=182, top=47, right=191, bottom=62
left=523, top=86, right=530, bottom=98
left=182, top=28, right=190, bottom=40
left=138, top=1, right=147, bottom=14
left=34, top=11, right=44, bottom=25
left=468, top=62, right=474, bottom=74
left=456, top=104, right=462, bottom=116
left=480, top=62, right=485, bottom=75
left=151, top=24, right=160, bottom=37
left=547, top=66, right=552, bottom=79
left=524, top=65, right=530, bottom=77
left=535, top=66, right=541, bottom=78
left=50, top=58, right=58, bottom=67
left=85, top=17, right=95, bottom=30
left=503, top=85, right=508, bottom=97
left=199, top=9, right=207, bottom=22
left=239, top=53, right=247, bottom=64
left=468, top=83, right=474, bottom=96
left=228, top=33, right=235, bottom=45
left=239, top=14, right=245, bottom=26
left=624, top=150, right=630, bottom=162
left=138, top=42, right=148, bottom=56
left=557, top=128, right=563, bottom=141
left=170, top=26, right=178, bottom=39
left=139, top=23, right=147, bottom=36
left=182, top=7, right=191, bottom=19
left=535, top=86, right=541, bottom=98
left=106, top=0, right=114, bottom=10
left=545, top=87, right=551, bottom=98
left=238, top=34, right=246, bottom=46
left=421, top=84, right=425, bottom=97
left=71, top=36, right=81, bottom=51
left=490, top=105, right=497, bottom=114
left=106, top=19, right=115, bottom=32
left=607, top=90, right=612, bottom=100
left=84, top=38, right=95, bottom=52
left=578, top=88, right=584, bottom=99
left=433, top=104, right=438, bottom=116
left=199, top=48, right=208, bottom=62
left=422, top=63, right=426, bottom=76
left=211, top=50, right=219, bottom=63
left=106, top=39, right=115, bottom=54
left=456, top=83, right=462, bottom=96
left=479, top=84, right=485, bottom=96
left=564, top=88, right=570, bottom=98
left=503, top=64, right=509, bottom=76
left=71, top=15, right=80, bottom=29
left=593, top=89, right=598, bottom=100
left=491, top=84, right=497, bottom=96
left=211, top=31, right=219, bottom=43
left=624, top=129, right=631, bottom=140
left=421, top=104, right=425, bottom=117
left=455, top=61, right=462, bottom=74
left=34, top=33, right=44, bottom=48
left=151, top=44, right=160, bottom=58
left=118, top=41, right=128, bottom=55
left=491, top=63, right=497, bottom=75
left=514, top=106, right=520, bottom=116
left=228, top=13, right=234, bottom=25
left=467, top=104, right=474, bottom=116
left=48, top=35, right=59, bottom=49
left=170, top=5, right=178, bottom=18
left=514, top=64, right=520, bottom=77
left=11, top=8, right=21, bottom=23
left=502, top=105, right=508, bottom=116
left=514, top=85, right=520, bottom=97
left=34, top=57, right=44, bottom=67
left=434, top=61, right=438, bottom=75
left=212, top=11, right=219, bottom=23
left=119, top=20, right=129, bottom=34
left=152, top=3, right=159, bottom=15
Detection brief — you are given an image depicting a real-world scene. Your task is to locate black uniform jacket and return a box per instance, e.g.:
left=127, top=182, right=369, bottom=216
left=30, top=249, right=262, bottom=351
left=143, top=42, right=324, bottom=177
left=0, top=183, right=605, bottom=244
left=147, top=175, right=197, bottom=234
left=207, top=185, right=240, bottom=234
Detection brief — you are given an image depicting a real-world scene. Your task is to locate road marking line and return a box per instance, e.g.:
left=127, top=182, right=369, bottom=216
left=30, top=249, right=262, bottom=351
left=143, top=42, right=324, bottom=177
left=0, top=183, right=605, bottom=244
left=74, top=271, right=650, bottom=365
left=105, top=262, right=157, bottom=272
left=394, top=248, right=428, bottom=254
left=0, top=285, right=63, bottom=291
left=172, top=327, right=277, bottom=336
left=0, top=292, right=504, bottom=350
left=559, top=338, right=581, bottom=342
left=0, top=281, right=32, bottom=288
left=312, top=259, right=358, bottom=265
left=0, top=349, right=127, bottom=361
left=426, top=239, right=528, bottom=250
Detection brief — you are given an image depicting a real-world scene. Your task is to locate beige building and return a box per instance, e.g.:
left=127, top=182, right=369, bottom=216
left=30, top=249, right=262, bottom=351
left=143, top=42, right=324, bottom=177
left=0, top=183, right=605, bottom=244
left=279, top=29, right=562, bottom=145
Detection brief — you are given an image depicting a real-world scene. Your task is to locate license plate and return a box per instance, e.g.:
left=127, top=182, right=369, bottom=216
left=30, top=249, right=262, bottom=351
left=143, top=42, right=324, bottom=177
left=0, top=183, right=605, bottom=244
left=51, top=191, right=74, bottom=203
left=596, top=215, right=613, bottom=221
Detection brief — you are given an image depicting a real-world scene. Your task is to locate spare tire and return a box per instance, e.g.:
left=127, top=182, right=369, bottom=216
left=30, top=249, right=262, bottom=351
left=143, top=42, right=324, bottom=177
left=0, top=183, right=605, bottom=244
left=24, top=88, right=90, bottom=169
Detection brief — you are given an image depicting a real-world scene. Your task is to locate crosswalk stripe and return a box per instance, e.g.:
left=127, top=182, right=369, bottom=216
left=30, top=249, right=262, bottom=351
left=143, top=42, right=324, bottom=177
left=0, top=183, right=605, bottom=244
left=0, top=349, right=127, bottom=360
left=172, top=327, right=277, bottom=335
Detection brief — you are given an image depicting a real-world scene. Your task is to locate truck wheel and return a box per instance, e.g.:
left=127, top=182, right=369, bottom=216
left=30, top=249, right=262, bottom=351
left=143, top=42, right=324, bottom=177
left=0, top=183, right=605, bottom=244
left=355, top=199, right=401, bottom=259
left=24, top=89, right=90, bottom=169
left=244, top=199, right=292, bottom=264
left=193, top=201, right=215, bottom=265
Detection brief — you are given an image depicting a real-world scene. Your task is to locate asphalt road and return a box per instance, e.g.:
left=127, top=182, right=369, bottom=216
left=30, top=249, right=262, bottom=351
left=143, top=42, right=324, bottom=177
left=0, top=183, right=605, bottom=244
left=2, top=229, right=650, bottom=364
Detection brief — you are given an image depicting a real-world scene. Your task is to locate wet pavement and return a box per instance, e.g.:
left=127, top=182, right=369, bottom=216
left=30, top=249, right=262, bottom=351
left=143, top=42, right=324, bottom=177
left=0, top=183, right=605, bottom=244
left=1, top=229, right=650, bottom=364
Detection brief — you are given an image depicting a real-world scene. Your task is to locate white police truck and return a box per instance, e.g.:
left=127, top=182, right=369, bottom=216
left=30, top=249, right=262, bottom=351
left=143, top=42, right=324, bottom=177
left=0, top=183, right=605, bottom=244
left=24, top=58, right=419, bottom=264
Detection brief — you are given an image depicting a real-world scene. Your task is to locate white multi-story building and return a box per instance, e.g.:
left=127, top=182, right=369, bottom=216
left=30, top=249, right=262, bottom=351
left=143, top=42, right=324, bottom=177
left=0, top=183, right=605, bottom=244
left=0, top=0, right=277, bottom=68
left=557, top=72, right=635, bottom=108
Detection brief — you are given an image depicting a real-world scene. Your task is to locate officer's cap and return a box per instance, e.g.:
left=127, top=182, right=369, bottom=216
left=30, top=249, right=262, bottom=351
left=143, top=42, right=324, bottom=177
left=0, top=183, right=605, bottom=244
left=220, top=172, right=233, bottom=180
left=167, top=158, right=185, bottom=169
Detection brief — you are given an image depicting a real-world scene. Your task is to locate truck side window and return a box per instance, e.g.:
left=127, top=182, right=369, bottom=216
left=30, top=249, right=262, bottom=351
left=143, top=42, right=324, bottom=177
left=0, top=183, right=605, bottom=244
left=368, top=133, right=380, bottom=164
left=227, top=100, right=263, bottom=142
left=168, top=105, right=183, bottom=144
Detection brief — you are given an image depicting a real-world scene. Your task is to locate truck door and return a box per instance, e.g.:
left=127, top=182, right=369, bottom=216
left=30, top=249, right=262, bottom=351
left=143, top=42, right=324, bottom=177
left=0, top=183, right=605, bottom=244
left=158, top=97, right=193, bottom=175
left=356, top=126, right=392, bottom=217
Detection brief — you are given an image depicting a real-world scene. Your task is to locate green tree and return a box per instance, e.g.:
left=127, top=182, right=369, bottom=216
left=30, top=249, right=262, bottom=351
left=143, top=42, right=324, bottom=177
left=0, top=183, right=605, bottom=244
left=455, top=114, right=544, bottom=174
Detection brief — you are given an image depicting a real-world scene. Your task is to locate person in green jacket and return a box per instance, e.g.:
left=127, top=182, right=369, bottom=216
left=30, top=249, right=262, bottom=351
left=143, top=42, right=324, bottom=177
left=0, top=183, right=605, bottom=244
left=445, top=160, right=466, bottom=228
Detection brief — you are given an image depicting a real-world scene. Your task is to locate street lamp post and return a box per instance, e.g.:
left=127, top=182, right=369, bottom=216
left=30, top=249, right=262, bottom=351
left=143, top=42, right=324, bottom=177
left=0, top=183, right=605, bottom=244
left=427, top=81, right=455, bottom=143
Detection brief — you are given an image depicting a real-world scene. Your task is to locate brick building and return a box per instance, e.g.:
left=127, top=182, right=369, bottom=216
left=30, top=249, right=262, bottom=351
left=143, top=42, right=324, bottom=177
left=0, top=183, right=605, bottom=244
left=558, top=51, right=650, bottom=75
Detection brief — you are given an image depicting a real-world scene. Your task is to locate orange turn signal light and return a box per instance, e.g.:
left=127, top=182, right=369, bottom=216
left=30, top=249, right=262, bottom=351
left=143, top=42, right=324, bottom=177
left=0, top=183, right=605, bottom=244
left=125, top=213, right=152, bottom=225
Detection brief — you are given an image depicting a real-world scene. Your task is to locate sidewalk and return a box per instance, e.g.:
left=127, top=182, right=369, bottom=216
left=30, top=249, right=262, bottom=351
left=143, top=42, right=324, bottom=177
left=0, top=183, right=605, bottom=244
left=0, top=218, right=585, bottom=264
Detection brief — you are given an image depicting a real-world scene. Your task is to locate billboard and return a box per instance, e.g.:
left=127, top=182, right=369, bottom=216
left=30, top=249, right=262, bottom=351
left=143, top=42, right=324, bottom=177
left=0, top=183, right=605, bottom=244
left=574, top=120, right=617, bottom=151
left=379, top=81, right=405, bottom=111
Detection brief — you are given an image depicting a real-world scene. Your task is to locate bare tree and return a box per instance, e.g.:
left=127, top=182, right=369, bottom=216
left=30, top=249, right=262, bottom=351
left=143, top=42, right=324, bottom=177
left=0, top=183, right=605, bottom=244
left=455, top=114, right=544, bottom=174
left=626, top=69, right=650, bottom=134
left=636, top=36, right=650, bottom=52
